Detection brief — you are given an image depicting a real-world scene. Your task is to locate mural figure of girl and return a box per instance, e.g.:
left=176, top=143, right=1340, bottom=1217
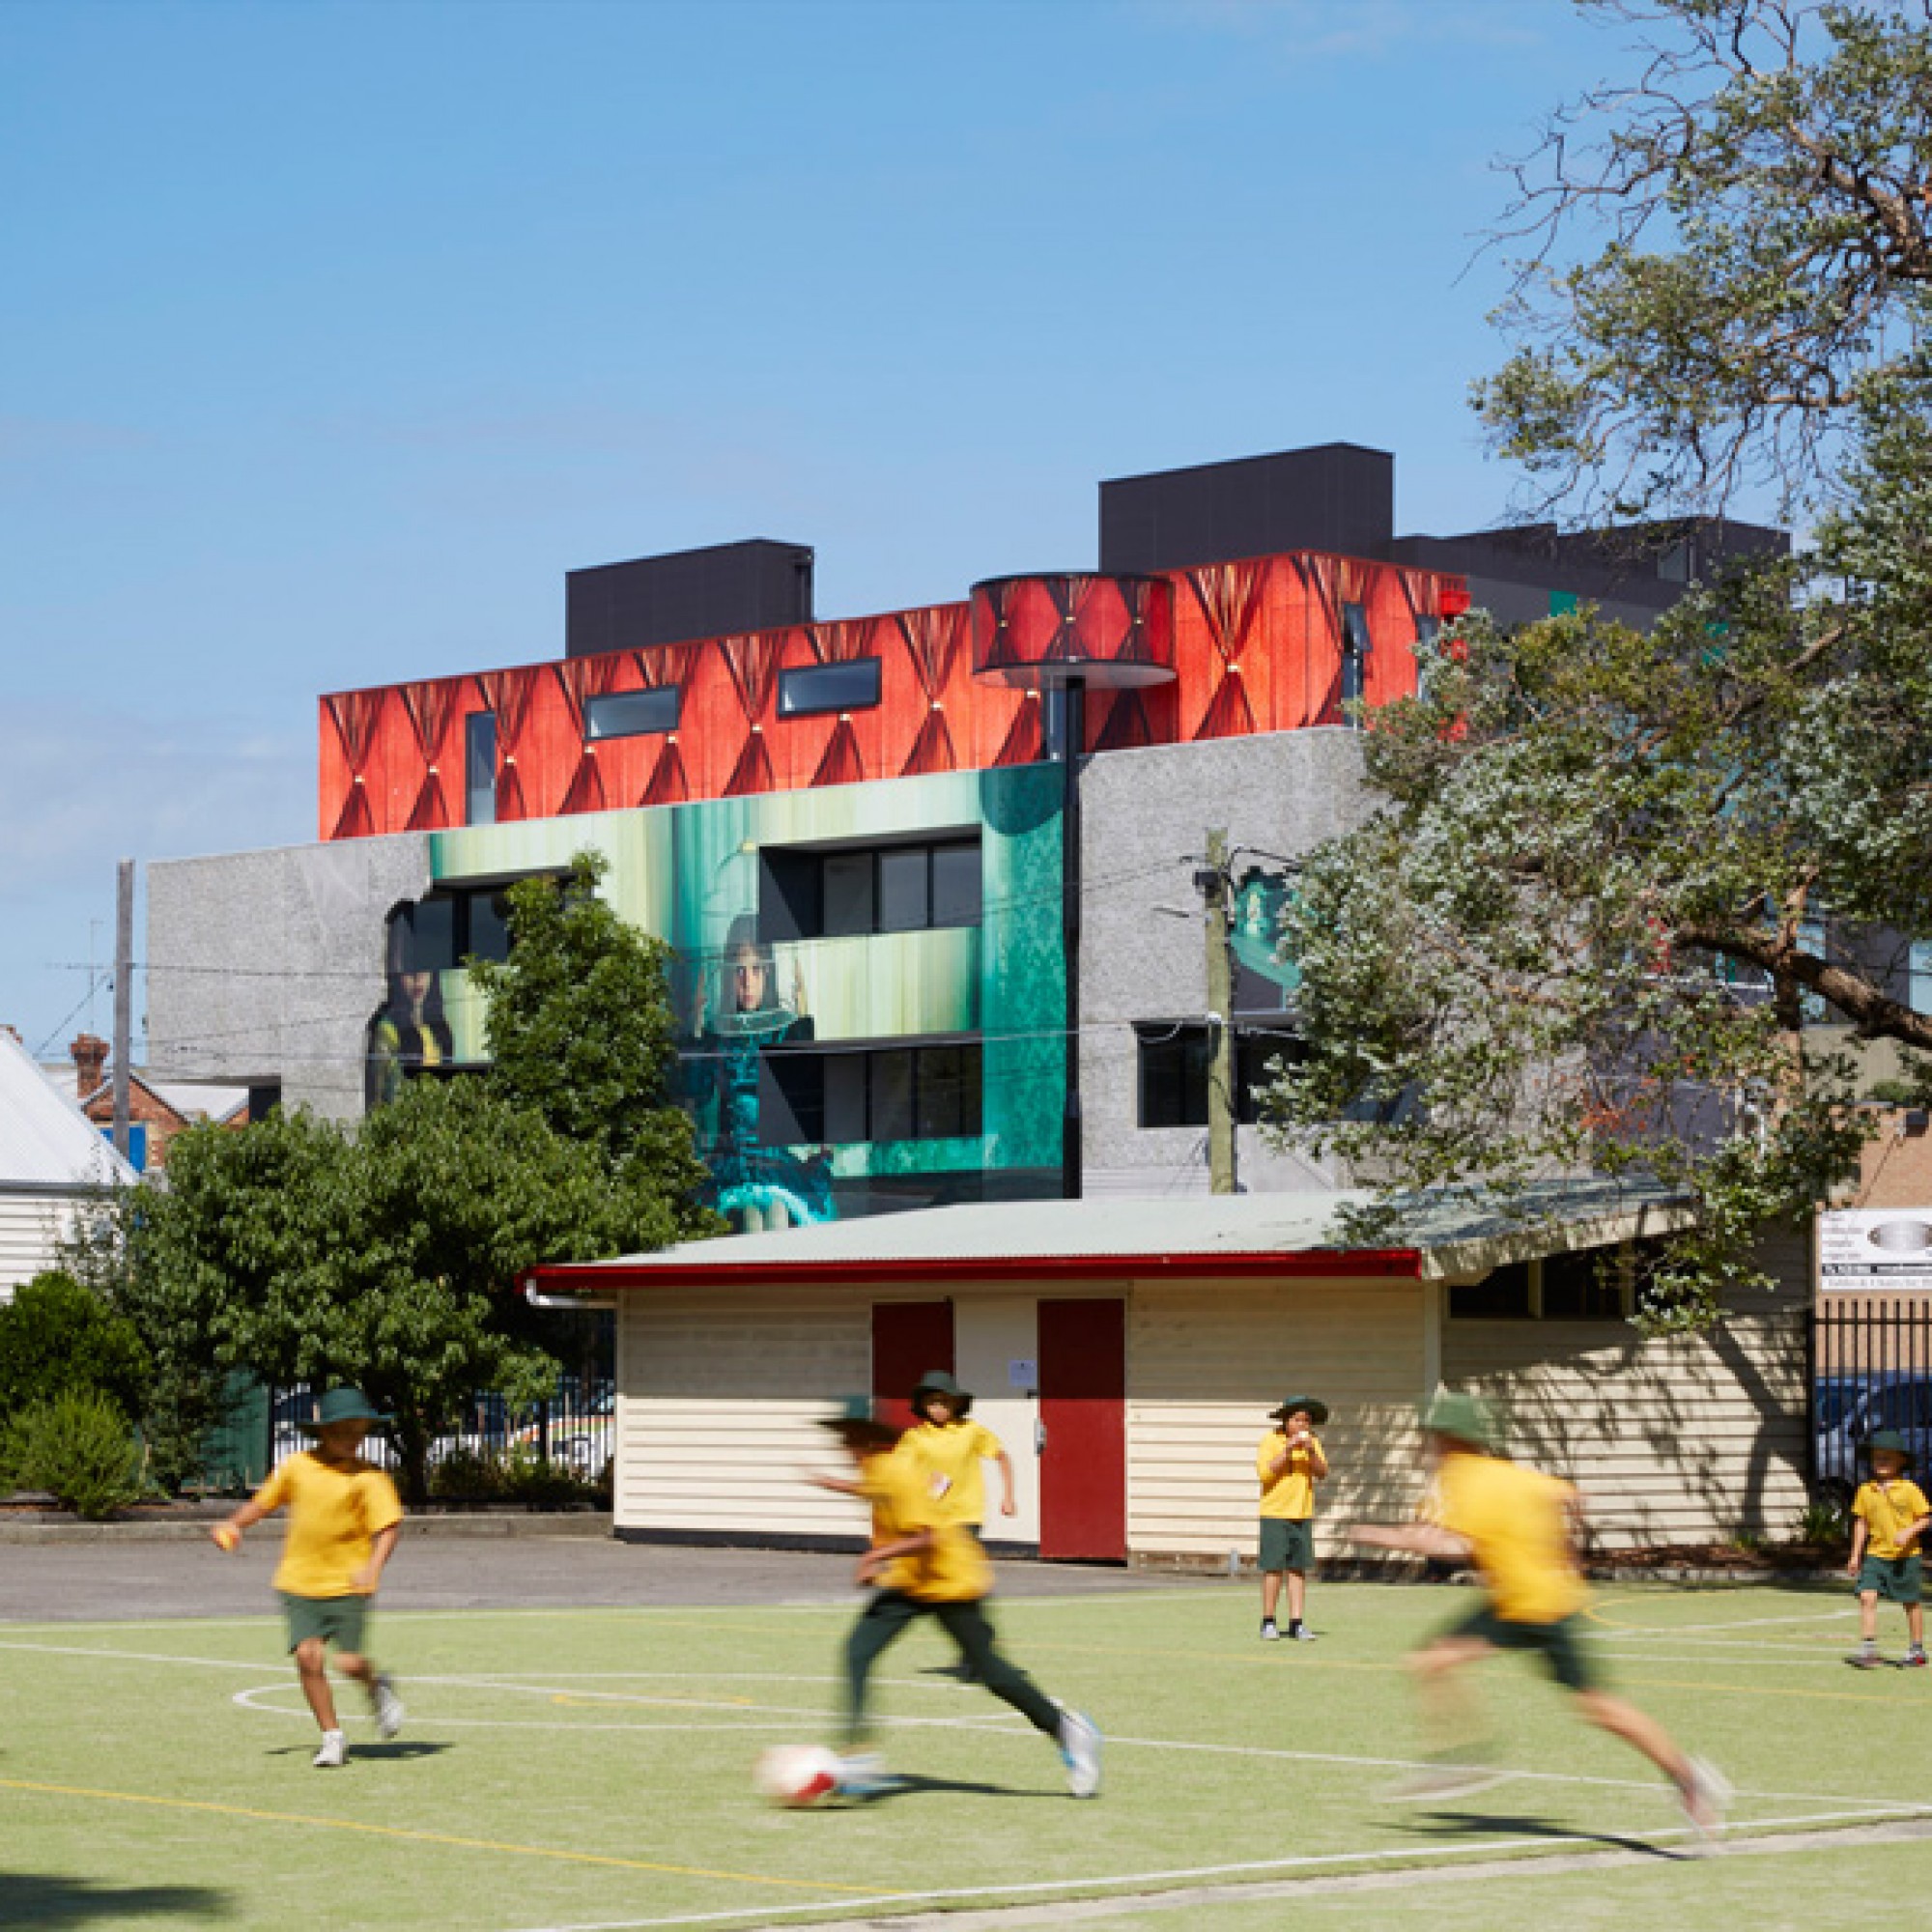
left=687, top=914, right=833, bottom=1232
left=364, top=907, right=454, bottom=1110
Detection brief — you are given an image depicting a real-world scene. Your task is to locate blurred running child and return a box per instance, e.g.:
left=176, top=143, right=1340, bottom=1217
left=1256, top=1394, right=1328, bottom=1640
left=908, top=1370, right=1015, bottom=1535
left=808, top=1402, right=1101, bottom=1800
left=1349, top=1389, right=1727, bottom=1835
left=212, top=1386, right=406, bottom=1768
left=1847, top=1428, right=1931, bottom=1668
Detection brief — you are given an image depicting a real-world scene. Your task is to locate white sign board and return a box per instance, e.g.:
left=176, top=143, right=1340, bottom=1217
left=1820, top=1209, right=1932, bottom=1293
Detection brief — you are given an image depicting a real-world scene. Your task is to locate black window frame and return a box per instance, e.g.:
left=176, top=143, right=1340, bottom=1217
left=583, top=687, right=680, bottom=742
left=1134, top=1021, right=1303, bottom=1130
left=759, top=837, right=982, bottom=944
left=777, top=657, right=882, bottom=719
left=759, top=1039, right=984, bottom=1147
left=465, top=712, right=497, bottom=827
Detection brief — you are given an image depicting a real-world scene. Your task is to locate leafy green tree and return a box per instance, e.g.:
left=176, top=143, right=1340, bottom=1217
left=469, top=852, right=712, bottom=1208
left=122, top=849, right=715, bottom=1496
left=0, top=1271, right=149, bottom=1424
left=1264, top=0, right=1932, bottom=1332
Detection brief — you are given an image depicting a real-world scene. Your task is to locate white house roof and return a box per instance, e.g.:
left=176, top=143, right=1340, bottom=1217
left=528, top=1179, right=1695, bottom=1293
left=0, top=1030, right=136, bottom=1193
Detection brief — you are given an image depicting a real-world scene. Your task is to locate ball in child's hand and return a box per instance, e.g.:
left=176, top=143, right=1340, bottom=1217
left=213, top=1524, right=241, bottom=1552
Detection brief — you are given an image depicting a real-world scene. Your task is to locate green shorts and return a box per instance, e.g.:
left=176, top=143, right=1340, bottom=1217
left=1858, top=1553, right=1923, bottom=1605
left=1259, top=1518, right=1315, bottom=1573
left=280, top=1592, right=371, bottom=1654
left=1439, top=1604, right=1600, bottom=1693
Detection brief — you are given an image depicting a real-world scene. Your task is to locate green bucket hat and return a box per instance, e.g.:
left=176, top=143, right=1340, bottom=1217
left=1270, top=1395, right=1329, bottom=1427
left=817, top=1397, right=901, bottom=1450
left=1420, top=1389, right=1500, bottom=1453
left=911, top=1369, right=973, bottom=1418
left=298, top=1387, right=391, bottom=1432
left=1865, top=1429, right=1915, bottom=1464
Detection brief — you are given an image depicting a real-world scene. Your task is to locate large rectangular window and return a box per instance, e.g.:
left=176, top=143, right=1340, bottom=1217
left=1340, top=602, right=1370, bottom=718
left=760, top=838, right=981, bottom=943
left=584, top=687, right=679, bottom=741
left=465, top=713, right=497, bottom=826
left=1135, top=1023, right=1303, bottom=1129
left=761, top=1041, right=984, bottom=1145
left=778, top=658, right=881, bottom=719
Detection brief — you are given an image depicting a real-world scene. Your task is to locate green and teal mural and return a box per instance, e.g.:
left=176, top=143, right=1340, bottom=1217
left=371, top=766, right=1067, bottom=1228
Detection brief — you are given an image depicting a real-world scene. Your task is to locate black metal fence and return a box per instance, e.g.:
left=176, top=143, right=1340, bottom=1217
left=268, top=1381, right=616, bottom=1489
left=1810, top=1295, right=1932, bottom=1497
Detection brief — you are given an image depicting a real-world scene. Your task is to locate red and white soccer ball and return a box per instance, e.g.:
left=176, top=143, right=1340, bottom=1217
left=753, top=1745, right=843, bottom=1808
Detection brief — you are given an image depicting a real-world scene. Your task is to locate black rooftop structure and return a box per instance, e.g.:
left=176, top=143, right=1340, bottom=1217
left=566, top=538, right=814, bottom=658
left=1099, top=441, right=1787, bottom=630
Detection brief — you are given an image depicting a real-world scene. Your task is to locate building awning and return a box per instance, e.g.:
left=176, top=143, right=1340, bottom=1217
left=526, top=1180, right=1696, bottom=1294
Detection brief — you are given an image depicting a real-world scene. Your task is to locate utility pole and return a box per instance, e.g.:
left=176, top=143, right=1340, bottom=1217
left=1198, top=828, right=1237, bottom=1195
left=111, top=859, right=133, bottom=1162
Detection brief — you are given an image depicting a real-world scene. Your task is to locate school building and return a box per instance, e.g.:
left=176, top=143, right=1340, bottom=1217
left=141, top=439, right=1811, bottom=1553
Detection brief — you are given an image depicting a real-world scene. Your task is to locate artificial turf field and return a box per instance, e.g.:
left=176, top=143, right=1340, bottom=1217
left=2, top=1577, right=1929, bottom=1930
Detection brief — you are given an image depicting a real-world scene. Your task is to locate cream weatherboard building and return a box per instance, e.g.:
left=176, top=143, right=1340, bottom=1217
left=0, top=1029, right=133, bottom=1296
left=529, top=1186, right=1809, bottom=1563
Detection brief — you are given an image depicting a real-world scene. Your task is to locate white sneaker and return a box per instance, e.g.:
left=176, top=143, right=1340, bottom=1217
left=1680, top=1756, right=1732, bottom=1846
left=372, top=1675, right=404, bottom=1741
left=312, top=1729, right=347, bottom=1769
left=1260, top=1619, right=1281, bottom=1641
left=1056, top=1705, right=1102, bottom=1799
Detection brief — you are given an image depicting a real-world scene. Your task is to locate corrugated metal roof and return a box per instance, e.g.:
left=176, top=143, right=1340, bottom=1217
left=0, top=1030, right=136, bottom=1192
left=532, top=1179, right=1694, bottom=1292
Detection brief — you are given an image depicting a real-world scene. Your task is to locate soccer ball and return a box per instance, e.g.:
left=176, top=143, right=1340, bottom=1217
left=753, top=1745, right=843, bottom=1808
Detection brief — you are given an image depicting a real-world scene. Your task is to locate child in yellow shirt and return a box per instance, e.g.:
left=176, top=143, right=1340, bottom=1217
left=907, top=1370, right=1014, bottom=1534
left=1350, top=1389, right=1727, bottom=1837
left=1847, top=1429, right=1931, bottom=1669
left=1256, top=1395, right=1328, bottom=1640
left=213, top=1386, right=406, bottom=1767
left=808, top=1402, right=1099, bottom=1801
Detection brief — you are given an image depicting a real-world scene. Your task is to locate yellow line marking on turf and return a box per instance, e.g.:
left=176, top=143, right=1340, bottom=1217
left=0, top=1777, right=883, bottom=1896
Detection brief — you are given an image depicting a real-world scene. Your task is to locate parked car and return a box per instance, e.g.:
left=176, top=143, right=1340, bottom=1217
left=1814, top=1372, right=1932, bottom=1501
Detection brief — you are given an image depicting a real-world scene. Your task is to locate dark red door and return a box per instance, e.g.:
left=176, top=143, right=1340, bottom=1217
left=870, top=1301, right=953, bottom=1434
left=1037, top=1297, right=1126, bottom=1560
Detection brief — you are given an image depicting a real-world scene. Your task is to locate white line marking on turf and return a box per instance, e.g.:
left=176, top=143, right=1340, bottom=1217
left=501, top=1803, right=1932, bottom=1932
left=1590, top=1607, right=1856, bottom=1635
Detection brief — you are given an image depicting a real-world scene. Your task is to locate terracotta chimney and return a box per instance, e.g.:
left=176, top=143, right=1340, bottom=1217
left=71, top=1033, right=109, bottom=1097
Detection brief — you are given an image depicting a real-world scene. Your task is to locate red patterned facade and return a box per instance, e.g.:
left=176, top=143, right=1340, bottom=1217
left=319, top=550, right=1468, bottom=841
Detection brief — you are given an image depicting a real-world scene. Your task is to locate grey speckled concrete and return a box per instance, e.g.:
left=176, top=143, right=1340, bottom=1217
left=0, top=1538, right=1216, bottom=1624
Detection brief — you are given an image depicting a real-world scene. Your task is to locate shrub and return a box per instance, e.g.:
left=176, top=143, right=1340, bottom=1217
left=1, top=1391, right=145, bottom=1520
left=427, top=1447, right=507, bottom=1502
left=0, top=1272, right=149, bottom=1422
left=424, top=1443, right=599, bottom=1509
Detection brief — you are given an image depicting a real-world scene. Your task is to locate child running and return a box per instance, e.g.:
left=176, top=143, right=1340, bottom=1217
left=1256, top=1394, right=1328, bottom=1640
left=212, top=1385, right=406, bottom=1768
left=1349, top=1389, right=1727, bottom=1835
left=1847, top=1428, right=1930, bottom=1668
left=809, top=1401, right=1100, bottom=1800
left=907, top=1370, right=1015, bottom=1535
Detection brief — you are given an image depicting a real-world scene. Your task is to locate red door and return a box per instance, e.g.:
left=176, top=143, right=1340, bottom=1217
left=870, top=1301, right=953, bottom=1434
left=1037, top=1297, right=1126, bottom=1560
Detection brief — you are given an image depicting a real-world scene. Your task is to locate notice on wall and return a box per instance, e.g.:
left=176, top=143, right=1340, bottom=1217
left=1007, top=1359, right=1037, bottom=1389
left=1820, top=1208, right=1932, bottom=1292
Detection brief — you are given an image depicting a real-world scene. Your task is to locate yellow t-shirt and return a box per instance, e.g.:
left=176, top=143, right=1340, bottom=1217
left=1433, top=1449, right=1587, bottom=1625
left=860, top=1442, right=992, bottom=1604
left=1257, top=1430, right=1323, bottom=1520
left=908, top=1418, right=1005, bottom=1527
left=253, top=1451, right=405, bottom=1599
left=1854, top=1477, right=1931, bottom=1561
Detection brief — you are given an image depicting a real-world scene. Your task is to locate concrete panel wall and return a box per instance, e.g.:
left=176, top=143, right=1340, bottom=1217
left=146, top=834, right=432, bottom=1122
left=1076, top=728, right=1372, bottom=1199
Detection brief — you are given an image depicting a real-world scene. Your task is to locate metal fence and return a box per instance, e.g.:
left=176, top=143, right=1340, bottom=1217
left=1810, top=1294, right=1932, bottom=1497
left=267, top=1382, right=616, bottom=1487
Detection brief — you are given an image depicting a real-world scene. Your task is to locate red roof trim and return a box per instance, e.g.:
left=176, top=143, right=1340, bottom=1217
left=525, top=1249, right=1424, bottom=1293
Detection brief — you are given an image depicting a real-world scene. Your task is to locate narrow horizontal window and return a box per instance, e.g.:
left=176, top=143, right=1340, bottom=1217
left=778, top=658, right=881, bottom=719
left=584, top=687, right=679, bottom=741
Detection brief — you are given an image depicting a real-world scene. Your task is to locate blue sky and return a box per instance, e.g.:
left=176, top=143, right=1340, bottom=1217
left=3, top=0, right=1623, bottom=1066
